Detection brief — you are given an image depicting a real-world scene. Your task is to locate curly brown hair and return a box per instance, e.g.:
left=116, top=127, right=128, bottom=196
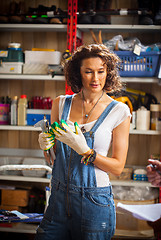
left=64, top=44, right=122, bottom=93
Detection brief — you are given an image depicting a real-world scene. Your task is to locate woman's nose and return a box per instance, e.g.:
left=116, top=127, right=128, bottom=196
left=93, top=72, right=99, bottom=80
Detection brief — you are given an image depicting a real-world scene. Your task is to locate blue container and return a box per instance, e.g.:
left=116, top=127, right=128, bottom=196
left=27, top=109, right=51, bottom=126
left=133, top=173, right=148, bottom=181
left=115, top=51, right=160, bottom=77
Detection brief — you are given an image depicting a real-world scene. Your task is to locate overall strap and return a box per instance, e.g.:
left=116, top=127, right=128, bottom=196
left=90, top=100, right=118, bottom=133
left=61, top=95, right=73, bottom=121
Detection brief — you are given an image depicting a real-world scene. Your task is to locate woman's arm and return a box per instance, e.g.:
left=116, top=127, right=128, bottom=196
left=92, top=116, right=130, bottom=176
left=51, top=96, right=60, bottom=123
left=42, top=96, right=60, bottom=164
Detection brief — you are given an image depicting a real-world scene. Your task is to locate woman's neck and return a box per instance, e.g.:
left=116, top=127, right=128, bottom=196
left=81, top=89, right=104, bottom=104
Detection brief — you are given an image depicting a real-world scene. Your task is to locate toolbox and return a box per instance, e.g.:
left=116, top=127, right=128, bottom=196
left=27, top=109, right=51, bottom=126
left=0, top=48, right=24, bottom=74
left=0, top=49, right=24, bottom=63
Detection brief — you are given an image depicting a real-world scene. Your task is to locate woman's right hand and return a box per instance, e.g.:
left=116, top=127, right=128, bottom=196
left=38, top=132, right=55, bottom=151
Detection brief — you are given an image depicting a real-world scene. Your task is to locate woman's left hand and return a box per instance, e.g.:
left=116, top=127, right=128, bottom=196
left=51, top=120, right=90, bottom=155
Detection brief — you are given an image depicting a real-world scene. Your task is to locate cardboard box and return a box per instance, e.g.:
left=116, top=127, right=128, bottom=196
left=1, top=189, right=29, bottom=207
left=114, top=199, right=155, bottom=231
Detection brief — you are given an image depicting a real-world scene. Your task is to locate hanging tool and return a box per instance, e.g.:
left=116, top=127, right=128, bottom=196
left=34, top=115, right=55, bottom=166
left=90, top=30, right=102, bottom=44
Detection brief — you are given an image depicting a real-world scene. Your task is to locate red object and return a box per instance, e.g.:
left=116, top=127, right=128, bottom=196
left=66, top=0, right=78, bottom=95
left=20, top=94, right=27, bottom=98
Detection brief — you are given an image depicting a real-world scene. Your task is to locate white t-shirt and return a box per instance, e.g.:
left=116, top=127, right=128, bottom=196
left=59, top=95, right=131, bottom=187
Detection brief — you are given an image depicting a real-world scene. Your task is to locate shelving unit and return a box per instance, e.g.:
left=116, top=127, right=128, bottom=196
left=0, top=74, right=65, bottom=81
left=0, top=23, right=161, bottom=32
left=0, top=175, right=50, bottom=183
left=0, top=125, right=160, bottom=135
left=0, top=0, right=160, bottom=238
left=0, top=23, right=67, bottom=32
left=0, top=74, right=159, bottom=83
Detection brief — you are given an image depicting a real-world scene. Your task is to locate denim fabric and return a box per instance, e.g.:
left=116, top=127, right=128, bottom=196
left=35, top=180, right=116, bottom=240
left=35, top=96, right=118, bottom=240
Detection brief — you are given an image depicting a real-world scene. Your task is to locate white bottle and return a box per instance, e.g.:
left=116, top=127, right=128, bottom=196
left=18, top=95, right=27, bottom=126
left=11, top=96, right=18, bottom=125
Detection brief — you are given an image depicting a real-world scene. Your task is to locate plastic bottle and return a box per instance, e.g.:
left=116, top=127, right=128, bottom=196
left=136, top=106, right=150, bottom=130
left=11, top=96, right=18, bottom=125
left=28, top=195, right=36, bottom=213
left=36, top=194, right=45, bottom=213
left=45, top=186, right=50, bottom=212
left=18, top=95, right=27, bottom=126
left=150, top=104, right=161, bottom=130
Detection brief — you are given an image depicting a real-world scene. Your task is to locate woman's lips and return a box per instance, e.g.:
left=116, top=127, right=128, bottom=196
left=91, top=84, right=99, bottom=88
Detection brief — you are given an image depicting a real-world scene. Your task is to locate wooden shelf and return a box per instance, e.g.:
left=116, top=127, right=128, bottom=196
left=111, top=179, right=155, bottom=187
left=0, top=125, right=160, bottom=135
left=0, top=74, right=65, bottom=81
left=0, top=23, right=67, bottom=32
left=0, top=175, right=154, bottom=187
left=0, top=74, right=159, bottom=83
left=0, top=175, right=50, bottom=183
left=77, top=24, right=161, bottom=32
left=0, top=24, right=161, bottom=32
left=0, top=223, right=38, bottom=234
left=0, top=125, right=41, bottom=131
left=122, top=77, right=159, bottom=84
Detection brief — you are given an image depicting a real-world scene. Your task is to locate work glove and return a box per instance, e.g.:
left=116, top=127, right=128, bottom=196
left=38, top=132, right=55, bottom=151
left=51, top=120, right=90, bottom=155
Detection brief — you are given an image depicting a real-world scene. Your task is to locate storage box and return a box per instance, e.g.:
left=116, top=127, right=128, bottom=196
left=0, top=49, right=24, bottom=63
left=0, top=62, right=23, bottom=74
left=22, top=157, right=47, bottom=177
left=25, top=50, right=62, bottom=65
left=115, top=51, right=160, bottom=77
left=114, top=199, right=155, bottom=231
left=0, top=156, right=23, bottom=176
left=23, top=63, right=48, bottom=74
left=27, top=109, right=51, bottom=126
left=1, top=189, right=29, bottom=207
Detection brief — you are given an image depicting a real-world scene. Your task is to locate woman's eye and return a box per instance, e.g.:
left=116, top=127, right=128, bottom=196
left=98, top=71, right=105, bottom=74
left=85, top=71, right=92, bottom=74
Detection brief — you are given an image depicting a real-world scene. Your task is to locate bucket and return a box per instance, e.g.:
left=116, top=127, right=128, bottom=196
left=0, top=104, right=10, bottom=125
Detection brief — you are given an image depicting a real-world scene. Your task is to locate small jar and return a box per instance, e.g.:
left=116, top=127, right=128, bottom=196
left=150, top=104, right=161, bottom=130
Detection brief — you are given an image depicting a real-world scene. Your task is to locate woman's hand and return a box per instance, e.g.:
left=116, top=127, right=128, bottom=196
left=38, top=132, right=55, bottom=151
left=51, top=120, right=90, bottom=155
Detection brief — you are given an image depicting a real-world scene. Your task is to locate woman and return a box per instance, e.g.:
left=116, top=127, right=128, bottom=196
left=36, top=44, right=131, bottom=240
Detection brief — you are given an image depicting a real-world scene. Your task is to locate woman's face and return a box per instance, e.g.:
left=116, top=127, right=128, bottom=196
left=80, top=57, right=107, bottom=93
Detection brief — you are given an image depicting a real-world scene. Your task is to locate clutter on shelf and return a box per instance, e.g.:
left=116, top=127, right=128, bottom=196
left=0, top=186, right=46, bottom=214
left=0, top=2, right=68, bottom=24
left=109, top=87, right=161, bottom=131
left=103, top=35, right=161, bottom=77
left=0, top=95, right=52, bottom=126
left=0, top=43, right=63, bottom=75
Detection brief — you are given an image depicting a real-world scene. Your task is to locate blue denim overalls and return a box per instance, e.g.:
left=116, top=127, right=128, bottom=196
left=35, top=96, right=118, bottom=240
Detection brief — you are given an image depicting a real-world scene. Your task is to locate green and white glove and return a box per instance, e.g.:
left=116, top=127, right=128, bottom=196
left=38, top=132, right=55, bottom=151
left=51, top=120, right=90, bottom=155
